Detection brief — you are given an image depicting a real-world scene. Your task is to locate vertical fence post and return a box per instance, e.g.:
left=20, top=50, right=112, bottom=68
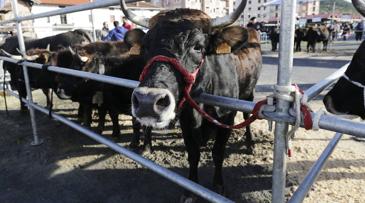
left=11, top=0, right=42, bottom=145
left=90, top=0, right=97, bottom=41
left=272, top=0, right=297, bottom=202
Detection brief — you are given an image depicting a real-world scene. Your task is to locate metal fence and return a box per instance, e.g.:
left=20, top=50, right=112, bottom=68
left=1, top=0, right=364, bottom=202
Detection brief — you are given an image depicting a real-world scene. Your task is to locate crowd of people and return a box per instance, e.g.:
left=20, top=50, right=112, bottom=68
left=245, top=16, right=364, bottom=52
left=97, top=17, right=134, bottom=41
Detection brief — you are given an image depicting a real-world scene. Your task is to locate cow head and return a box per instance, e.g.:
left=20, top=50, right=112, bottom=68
left=323, top=0, right=365, bottom=118
left=323, top=41, right=365, bottom=118
left=54, top=29, right=146, bottom=100
left=121, top=0, right=248, bottom=128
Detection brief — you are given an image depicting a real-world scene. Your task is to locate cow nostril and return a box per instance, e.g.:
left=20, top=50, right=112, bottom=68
left=132, top=94, right=139, bottom=109
left=155, top=95, right=170, bottom=111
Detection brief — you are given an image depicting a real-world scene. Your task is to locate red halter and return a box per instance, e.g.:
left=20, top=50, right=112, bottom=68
left=139, top=55, right=265, bottom=129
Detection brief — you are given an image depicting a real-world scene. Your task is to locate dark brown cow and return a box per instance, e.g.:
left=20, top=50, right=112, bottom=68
left=121, top=0, right=262, bottom=200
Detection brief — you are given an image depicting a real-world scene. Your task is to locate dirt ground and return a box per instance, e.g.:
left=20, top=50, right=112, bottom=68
left=1, top=88, right=365, bottom=203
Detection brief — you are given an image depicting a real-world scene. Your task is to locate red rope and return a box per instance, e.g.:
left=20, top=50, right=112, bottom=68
left=140, top=56, right=313, bottom=130
left=140, top=55, right=265, bottom=129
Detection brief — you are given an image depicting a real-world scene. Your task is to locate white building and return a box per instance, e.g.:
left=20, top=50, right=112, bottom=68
left=32, top=0, right=163, bottom=38
left=233, top=0, right=320, bottom=24
left=155, top=0, right=232, bottom=18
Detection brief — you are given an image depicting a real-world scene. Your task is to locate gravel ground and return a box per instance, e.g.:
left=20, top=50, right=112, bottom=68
left=0, top=88, right=365, bottom=203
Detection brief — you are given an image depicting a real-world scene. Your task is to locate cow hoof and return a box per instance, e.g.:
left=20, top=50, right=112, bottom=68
left=143, top=144, right=153, bottom=154
left=112, top=132, right=120, bottom=138
left=130, top=141, right=139, bottom=149
left=96, top=128, right=103, bottom=135
left=213, top=185, right=225, bottom=195
left=180, top=194, right=197, bottom=203
left=246, top=145, right=254, bottom=155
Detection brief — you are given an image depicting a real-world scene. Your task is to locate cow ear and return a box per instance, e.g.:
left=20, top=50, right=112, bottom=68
left=211, top=26, right=249, bottom=55
left=129, top=44, right=141, bottom=55
left=215, top=42, right=231, bottom=54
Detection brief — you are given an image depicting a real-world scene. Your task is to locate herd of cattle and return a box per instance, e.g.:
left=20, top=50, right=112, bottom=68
left=0, top=0, right=364, bottom=200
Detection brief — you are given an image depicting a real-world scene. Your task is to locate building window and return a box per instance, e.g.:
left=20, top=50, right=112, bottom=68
left=248, top=1, right=251, bottom=4
left=60, top=14, right=67, bottom=24
left=258, top=7, right=261, bottom=10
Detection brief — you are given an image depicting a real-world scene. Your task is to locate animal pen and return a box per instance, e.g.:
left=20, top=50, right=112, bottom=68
left=1, top=0, right=365, bottom=202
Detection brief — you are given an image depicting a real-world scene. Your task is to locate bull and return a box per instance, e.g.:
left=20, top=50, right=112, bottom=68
left=54, top=29, right=154, bottom=151
left=323, top=0, right=365, bottom=117
left=0, top=30, right=92, bottom=111
left=121, top=0, right=262, bottom=198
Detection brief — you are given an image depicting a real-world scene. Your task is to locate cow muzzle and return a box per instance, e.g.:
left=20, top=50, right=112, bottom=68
left=131, top=87, right=176, bottom=128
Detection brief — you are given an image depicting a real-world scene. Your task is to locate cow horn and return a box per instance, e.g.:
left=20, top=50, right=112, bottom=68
left=119, top=0, right=150, bottom=28
left=352, top=0, right=365, bottom=17
left=0, top=49, right=23, bottom=60
left=24, top=54, right=40, bottom=61
left=68, top=46, right=76, bottom=55
left=211, top=0, right=247, bottom=28
left=46, top=44, right=51, bottom=51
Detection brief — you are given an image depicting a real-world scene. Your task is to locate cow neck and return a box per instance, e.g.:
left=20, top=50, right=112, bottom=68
left=139, top=55, right=205, bottom=108
left=342, top=74, right=365, bottom=108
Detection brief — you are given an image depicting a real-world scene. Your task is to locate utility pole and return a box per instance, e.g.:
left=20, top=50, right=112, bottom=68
left=201, top=0, right=205, bottom=12
left=331, top=1, right=336, bottom=26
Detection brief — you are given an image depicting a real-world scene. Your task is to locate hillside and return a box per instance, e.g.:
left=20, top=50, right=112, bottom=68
left=320, top=0, right=356, bottom=14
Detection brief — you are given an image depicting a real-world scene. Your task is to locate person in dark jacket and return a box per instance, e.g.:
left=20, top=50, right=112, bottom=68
left=355, top=22, right=364, bottom=41
left=104, top=21, right=128, bottom=41
left=269, top=27, right=280, bottom=51
left=294, top=27, right=304, bottom=51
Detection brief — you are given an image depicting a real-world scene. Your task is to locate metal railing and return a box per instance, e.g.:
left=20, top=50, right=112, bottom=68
left=1, top=0, right=364, bottom=202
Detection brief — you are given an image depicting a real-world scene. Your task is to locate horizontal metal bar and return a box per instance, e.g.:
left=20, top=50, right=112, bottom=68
left=318, top=114, right=365, bottom=137
left=303, top=63, right=349, bottom=103
left=195, top=93, right=255, bottom=113
left=5, top=89, right=233, bottom=203
left=0, top=57, right=139, bottom=89
left=3, top=57, right=365, bottom=139
left=0, top=0, right=142, bottom=25
left=288, top=133, right=343, bottom=203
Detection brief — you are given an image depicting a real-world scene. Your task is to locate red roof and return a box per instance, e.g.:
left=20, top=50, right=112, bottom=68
left=39, top=0, right=90, bottom=6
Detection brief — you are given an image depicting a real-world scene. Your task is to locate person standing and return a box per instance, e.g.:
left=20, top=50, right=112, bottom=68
left=100, top=21, right=109, bottom=41
left=270, top=27, right=280, bottom=51
left=295, top=27, right=304, bottom=51
left=122, top=17, right=133, bottom=30
left=104, top=21, right=128, bottom=41
left=355, top=22, right=364, bottom=41
left=342, top=24, right=350, bottom=41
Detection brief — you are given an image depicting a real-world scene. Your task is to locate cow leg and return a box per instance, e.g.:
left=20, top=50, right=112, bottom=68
left=96, top=105, right=107, bottom=135
left=244, top=93, right=255, bottom=154
left=109, top=110, right=120, bottom=137
left=42, top=88, right=52, bottom=108
left=19, top=86, right=27, bottom=112
left=180, top=129, right=201, bottom=203
left=143, top=126, right=153, bottom=153
left=82, top=104, right=92, bottom=127
left=130, top=118, right=142, bottom=148
left=78, top=103, right=84, bottom=122
left=212, top=126, right=231, bottom=194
